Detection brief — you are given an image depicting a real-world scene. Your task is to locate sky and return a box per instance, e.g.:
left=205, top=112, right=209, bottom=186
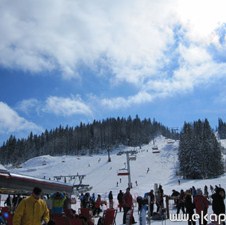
left=4, top=136, right=226, bottom=224
left=1, top=0, right=226, bottom=145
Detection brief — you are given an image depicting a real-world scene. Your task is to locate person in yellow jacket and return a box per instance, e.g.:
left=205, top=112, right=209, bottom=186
left=13, top=187, right=50, bottom=225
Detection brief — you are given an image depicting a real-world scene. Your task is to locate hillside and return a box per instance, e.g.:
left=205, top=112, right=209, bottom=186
left=7, top=136, right=226, bottom=197
left=3, top=135, right=226, bottom=225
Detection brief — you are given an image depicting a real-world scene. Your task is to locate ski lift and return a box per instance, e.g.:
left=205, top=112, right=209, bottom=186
left=152, top=146, right=160, bottom=153
left=167, top=139, right=175, bottom=144
left=117, top=169, right=129, bottom=176
left=129, top=155, right=136, bottom=161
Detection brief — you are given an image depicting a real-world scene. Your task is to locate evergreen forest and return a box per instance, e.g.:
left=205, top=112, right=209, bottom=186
left=1, top=116, right=226, bottom=180
left=0, top=116, right=178, bottom=165
left=178, top=119, right=224, bottom=179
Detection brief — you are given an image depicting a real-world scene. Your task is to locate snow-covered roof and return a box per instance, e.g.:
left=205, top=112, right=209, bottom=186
left=0, top=164, right=8, bottom=173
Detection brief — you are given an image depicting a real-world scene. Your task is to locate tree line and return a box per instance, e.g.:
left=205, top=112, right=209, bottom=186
left=0, top=115, right=178, bottom=165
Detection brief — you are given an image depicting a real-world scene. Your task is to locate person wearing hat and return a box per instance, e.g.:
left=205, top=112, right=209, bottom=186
left=13, top=187, right=50, bottom=225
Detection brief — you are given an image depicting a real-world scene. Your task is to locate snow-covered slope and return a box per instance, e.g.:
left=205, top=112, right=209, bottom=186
left=4, top=136, right=226, bottom=225
left=7, top=136, right=226, bottom=198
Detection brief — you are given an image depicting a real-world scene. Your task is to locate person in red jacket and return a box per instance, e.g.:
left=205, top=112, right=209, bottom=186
left=93, top=194, right=106, bottom=217
left=122, top=187, right=136, bottom=224
left=194, top=188, right=209, bottom=225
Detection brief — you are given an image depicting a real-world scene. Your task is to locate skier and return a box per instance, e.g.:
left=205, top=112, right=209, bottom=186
left=122, top=188, right=136, bottom=224
left=93, top=194, right=103, bottom=217
left=211, top=187, right=225, bottom=225
left=117, top=190, right=124, bottom=212
left=108, top=191, right=113, bottom=208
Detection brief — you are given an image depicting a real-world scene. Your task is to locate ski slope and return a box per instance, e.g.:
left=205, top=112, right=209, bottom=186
left=4, top=135, right=226, bottom=224
left=9, top=136, right=226, bottom=195
left=8, top=136, right=181, bottom=195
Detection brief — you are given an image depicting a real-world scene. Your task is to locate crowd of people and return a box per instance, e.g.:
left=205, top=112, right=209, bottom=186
left=169, top=185, right=225, bottom=225
left=114, top=184, right=225, bottom=225
left=1, top=183, right=226, bottom=225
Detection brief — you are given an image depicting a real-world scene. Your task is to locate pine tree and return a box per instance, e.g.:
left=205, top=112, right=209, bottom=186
left=178, top=119, right=224, bottom=179
left=218, top=118, right=226, bottom=139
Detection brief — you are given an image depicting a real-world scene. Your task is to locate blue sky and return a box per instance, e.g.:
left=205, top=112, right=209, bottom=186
left=1, top=0, right=226, bottom=145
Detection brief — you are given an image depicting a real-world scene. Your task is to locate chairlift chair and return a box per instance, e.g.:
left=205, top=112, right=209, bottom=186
left=117, top=169, right=129, bottom=176
left=102, top=208, right=117, bottom=225
left=152, top=146, right=160, bottom=153
left=129, top=155, right=136, bottom=161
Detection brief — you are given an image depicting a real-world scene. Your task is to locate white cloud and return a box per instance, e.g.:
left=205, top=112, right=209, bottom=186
left=101, top=91, right=154, bottom=109
left=16, top=98, right=41, bottom=114
left=1, top=0, right=226, bottom=110
left=0, top=0, right=180, bottom=83
left=179, top=44, right=211, bottom=67
left=0, top=102, right=43, bottom=134
left=44, top=96, right=93, bottom=116
left=176, top=0, right=226, bottom=43
left=16, top=96, right=93, bottom=117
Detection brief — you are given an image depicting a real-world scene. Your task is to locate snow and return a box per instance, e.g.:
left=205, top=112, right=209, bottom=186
left=3, top=135, right=226, bottom=224
left=0, top=164, right=8, bottom=173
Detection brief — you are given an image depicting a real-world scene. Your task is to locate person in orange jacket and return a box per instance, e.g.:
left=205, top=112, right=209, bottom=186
left=13, top=187, right=50, bottom=225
